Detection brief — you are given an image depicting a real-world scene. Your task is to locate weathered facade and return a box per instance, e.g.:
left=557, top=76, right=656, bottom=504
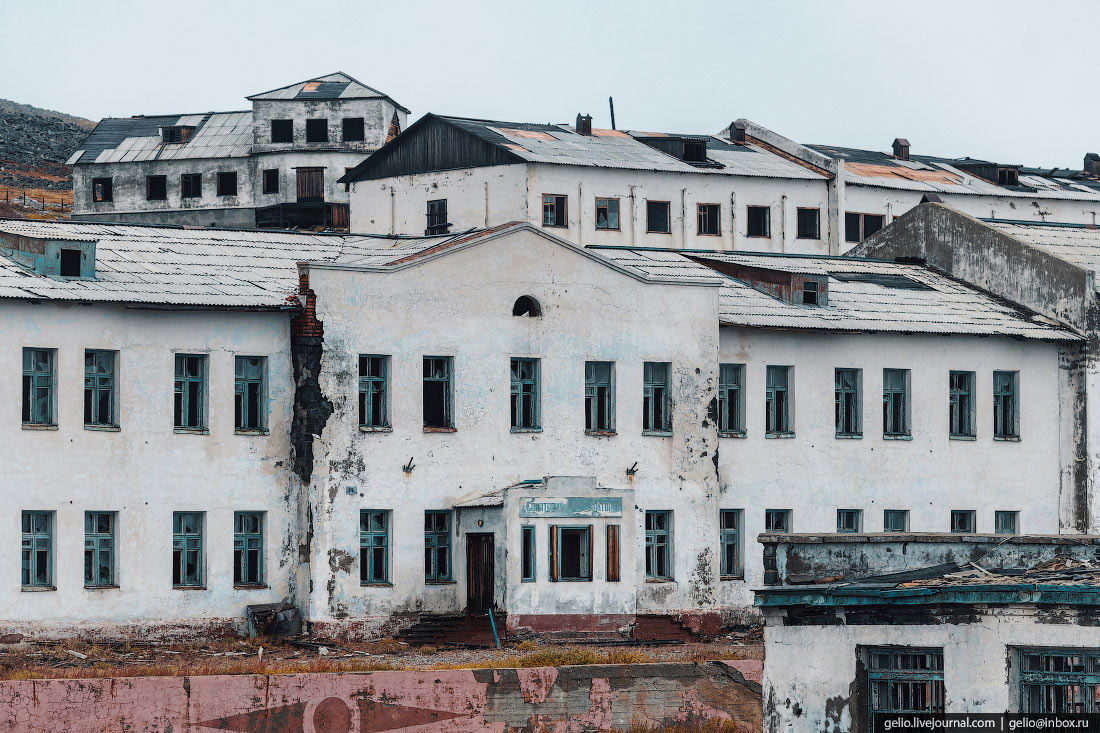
left=70, top=73, right=407, bottom=229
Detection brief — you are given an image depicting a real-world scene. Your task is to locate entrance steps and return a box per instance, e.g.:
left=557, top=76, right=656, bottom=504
left=632, top=614, right=698, bottom=643
left=398, top=613, right=502, bottom=648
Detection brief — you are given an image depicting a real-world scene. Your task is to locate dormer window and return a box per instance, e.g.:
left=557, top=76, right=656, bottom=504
left=683, top=139, right=707, bottom=162
left=802, top=281, right=819, bottom=305
left=998, top=168, right=1019, bottom=186
left=161, top=126, right=195, bottom=144
left=59, top=249, right=81, bottom=278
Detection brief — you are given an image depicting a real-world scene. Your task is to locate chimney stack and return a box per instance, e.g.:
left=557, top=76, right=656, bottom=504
left=1085, top=153, right=1100, bottom=177
left=576, top=114, right=593, bottom=136
left=893, top=138, right=911, bottom=161
left=731, top=121, right=747, bottom=144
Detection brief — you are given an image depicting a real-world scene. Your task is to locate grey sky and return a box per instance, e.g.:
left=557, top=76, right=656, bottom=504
left=3, top=0, right=1099, bottom=168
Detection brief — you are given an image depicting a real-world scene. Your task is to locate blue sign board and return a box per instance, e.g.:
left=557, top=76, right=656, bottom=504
left=519, top=496, right=623, bottom=518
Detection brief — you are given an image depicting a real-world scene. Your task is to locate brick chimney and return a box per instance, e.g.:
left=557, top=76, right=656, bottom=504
left=1085, top=153, right=1100, bottom=177
left=576, top=114, right=593, bottom=136
left=893, top=138, right=910, bottom=161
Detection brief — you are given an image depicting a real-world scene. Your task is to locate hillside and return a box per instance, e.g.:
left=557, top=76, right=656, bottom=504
left=0, top=99, right=93, bottom=218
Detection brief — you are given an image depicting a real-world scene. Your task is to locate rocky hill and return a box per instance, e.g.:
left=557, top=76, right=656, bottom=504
left=0, top=99, right=93, bottom=192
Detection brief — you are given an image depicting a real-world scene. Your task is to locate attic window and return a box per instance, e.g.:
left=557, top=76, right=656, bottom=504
left=682, top=140, right=707, bottom=162
left=512, top=296, right=542, bottom=317
left=59, top=249, right=81, bottom=278
left=802, top=281, right=819, bottom=305
left=162, top=126, right=195, bottom=144
left=831, top=272, right=934, bottom=291
left=998, top=168, right=1019, bottom=186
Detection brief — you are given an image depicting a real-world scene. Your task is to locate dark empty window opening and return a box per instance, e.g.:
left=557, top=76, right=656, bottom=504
left=180, top=173, right=202, bottom=199
left=556, top=526, right=592, bottom=581
left=802, top=281, right=819, bottom=305
left=306, top=118, right=329, bottom=143
left=92, top=178, right=113, bottom=203
left=512, top=295, right=542, bottom=317
left=216, top=171, right=237, bottom=197
left=59, top=249, right=81, bottom=278
left=162, top=126, right=194, bottom=144
left=426, top=199, right=450, bottom=235
left=542, top=194, right=567, bottom=228
left=646, top=201, right=671, bottom=233
left=998, top=168, right=1019, bottom=186
left=271, top=119, right=293, bottom=143
left=682, top=139, right=708, bottom=162
left=746, top=206, right=771, bottom=237
left=146, top=175, right=167, bottom=201
left=262, top=168, right=279, bottom=195
left=797, top=208, right=820, bottom=239
left=845, top=212, right=886, bottom=243
left=423, top=356, right=454, bottom=429
left=521, top=526, right=536, bottom=582
left=342, top=117, right=365, bottom=142
left=697, top=203, right=721, bottom=235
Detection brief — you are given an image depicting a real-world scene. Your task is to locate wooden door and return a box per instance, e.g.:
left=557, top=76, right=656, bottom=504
left=296, top=168, right=324, bottom=202
left=466, top=534, right=494, bottom=613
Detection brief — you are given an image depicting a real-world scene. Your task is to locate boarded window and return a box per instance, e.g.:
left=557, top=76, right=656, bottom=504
left=697, top=203, right=721, bottom=235
left=606, top=525, right=620, bottom=582
left=21, top=511, right=53, bottom=588
left=719, top=510, right=742, bottom=577
left=746, top=206, right=771, bottom=237
left=84, top=350, right=116, bottom=427
left=423, top=356, right=454, bottom=429
left=994, top=371, right=1019, bottom=440
left=342, top=117, right=365, bottom=142
left=835, top=368, right=861, bottom=437
left=510, top=358, right=539, bottom=430
left=521, top=526, right=536, bottom=581
left=643, top=361, right=671, bottom=432
left=883, top=368, right=910, bottom=437
left=180, top=173, right=202, bottom=199
left=84, top=511, right=115, bottom=587
left=426, top=199, right=449, bottom=235
left=305, top=118, right=329, bottom=143
left=765, top=365, right=791, bottom=436
left=92, top=177, right=112, bottom=203
left=797, top=208, right=820, bottom=239
left=146, top=175, right=167, bottom=201
left=595, top=197, right=619, bottom=230
left=542, top=194, right=567, bottom=227
left=584, top=361, right=615, bottom=433
left=262, top=168, right=279, bottom=195
left=234, top=356, right=266, bottom=432
left=646, top=200, right=671, bottom=233
left=718, top=363, right=745, bottom=436
left=270, top=119, right=293, bottom=143
left=358, top=355, right=389, bottom=429
left=22, top=348, right=54, bottom=426
left=296, top=168, right=324, bottom=202
left=233, top=512, right=263, bottom=585
left=217, top=171, right=238, bottom=197
left=172, top=512, right=204, bottom=587
left=174, top=354, right=207, bottom=430
left=360, top=510, right=389, bottom=583
left=644, top=511, right=672, bottom=579
left=424, top=511, right=451, bottom=581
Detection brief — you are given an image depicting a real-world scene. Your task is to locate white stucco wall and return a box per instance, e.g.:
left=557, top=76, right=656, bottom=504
left=304, top=228, right=722, bottom=633
left=0, top=301, right=300, bottom=637
left=762, top=609, right=1100, bottom=732
left=717, top=328, right=1065, bottom=608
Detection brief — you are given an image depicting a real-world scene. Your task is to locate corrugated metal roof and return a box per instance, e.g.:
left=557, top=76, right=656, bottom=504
left=592, top=246, right=1076, bottom=341
left=77, top=111, right=252, bottom=165
left=245, top=72, right=409, bottom=112
left=986, top=220, right=1100, bottom=274
left=437, top=116, right=825, bottom=180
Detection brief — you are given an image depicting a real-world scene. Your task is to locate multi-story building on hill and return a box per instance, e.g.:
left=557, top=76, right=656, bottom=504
left=69, top=73, right=407, bottom=230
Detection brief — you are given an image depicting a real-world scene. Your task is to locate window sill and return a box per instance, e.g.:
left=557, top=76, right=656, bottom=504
left=85, top=424, right=120, bottom=432
left=795, top=236, right=822, bottom=241
left=698, top=232, right=722, bottom=237
left=511, top=427, right=542, bottom=434
left=595, top=227, right=621, bottom=232
left=235, top=429, right=269, bottom=436
left=21, top=424, right=58, bottom=431
left=646, top=578, right=675, bottom=584
left=883, top=434, right=912, bottom=441
left=745, top=235, right=772, bottom=239
left=359, top=425, right=393, bottom=433
left=360, top=582, right=393, bottom=588
left=765, top=432, right=795, bottom=439
left=173, top=585, right=207, bottom=591
left=994, top=436, right=1021, bottom=442
left=85, top=585, right=119, bottom=591
left=174, top=428, right=209, bottom=435
left=645, top=230, right=671, bottom=235
left=556, top=578, right=593, bottom=583
left=542, top=224, right=569, bottom=229
left=719, top=575, right=745, bottom=582
left=21, top=586, right=56, bottom=592
left=425, top=579, right=456, bottom=586
left=520, top=578, right=536, bottom=583
left=585, top=430, right=617, bottom=437
left=949, top=435, right=977, bottom=442
left=835, top=434, right=863, bottom=440
left=234, top=584, right=268, bottom=590
left=424, top=427, right=457, bottom=433
left=718, top=431, right=746, bottom=439
left=642, top=429, right=672, bottom=437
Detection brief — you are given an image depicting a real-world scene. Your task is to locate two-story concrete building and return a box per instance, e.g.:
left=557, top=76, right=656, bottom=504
left=69, top=73, right=408, bottom=229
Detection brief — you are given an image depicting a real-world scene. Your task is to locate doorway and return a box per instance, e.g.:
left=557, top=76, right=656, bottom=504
left=466, top=533, right=495, bottom=613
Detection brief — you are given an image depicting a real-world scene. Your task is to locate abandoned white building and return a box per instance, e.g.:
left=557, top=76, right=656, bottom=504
left=0, top=215, right=1080, bottom=639
left=755, top=533, right=1100, bottom=732
left=69, top=72, right=408, bottom=230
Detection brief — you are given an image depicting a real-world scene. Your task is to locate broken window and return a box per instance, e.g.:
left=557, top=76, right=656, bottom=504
left=883, top=368, right=910, bottom=437
left=643, top=361, right=671, bottom=433
left=765, top=509, right=791, bottom=533
left=358, top=355, right=389, bottom=429
left=542, top=194, right=567, bottom=228
left=21, top=511, right=53, bottom=589
left=180, top=173, right=202, bottom=199
left=949, top=370, right=975, bottom=438
left=697, top=203, right=721, bottom=235
left=796, top=208, right=820, bottom=239
left=425, top=199, right=449, bottom=235
left=521, top=526, right=535, bottom=582
left=718, top=363, right=745, bottom=436
left=802, top=281, right=820, bottom=305
left=84, top=350, right=117, bottom=427
left=552, top=526, right=592, bottom=581
left=994, top=370, right=1019, bottom=440
left=217, top=171, right=238, bottom=197
left=998, top=168, right=1020, bottom=186
left=424, top=510, right=451, bottom=582
left=305, top=118, right=329, bottom=143
left=342, top=117, right=365, bottom=142
left=835, top=368, right=862, bottom=437
left=172, top=512, right=204, bottom=587
left=682, top=139, right=708, bottom=162
left=595, top=197, right=620, bottom=230
left=584, top=361, right=615, bottom=433
left=883, top=510, right=910, bottom=532
left=146, top=175, right=167, bottom=201
left=646, top=201, right=671, bottom=234
left=512, top=295, right=542, bottom=317
left=765, top=365, right=792, bottom=436
left=606, top=525, right=620, bottom=582
left=60, top=249, right=81, bottom=278
left=510, top=358, right=540, bottom=431
left=360, top=510, right=389, bottom=584
left=423, top=356, right=454, bottom=429
left=233, top=512, right=264, bottom=586
left=262, top=168, right=279, bottom=194
left=950, top=510, right=976, bottom=533
left=845, top=212, right=886, bottom=243
left=1020, top=650, right=1100, bottom=713
left=746, top=206, right=771, bottom=237
left=270, top=119, right=293, bottom=143
left=995, top=510, right=1019, bottom=535
left=645, top=511, right=672, bottom=580
left=719, top=509, right=742, bottom=578
left=84, top=511, right=115, bottom=587
left=92, top=177, right=113, bottom=203
left=22, top=348, right=55, bottom=426
left=174, top=354, right=207, bottom=431
left=234, top=356, right=266, bottom=432
left=866, top=647, right=944, bottom=724
left=837, top=509, right=862, bottom=533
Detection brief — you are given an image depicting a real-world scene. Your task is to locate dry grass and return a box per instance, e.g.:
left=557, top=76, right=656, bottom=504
left=614, top=720, right=752, bottom=733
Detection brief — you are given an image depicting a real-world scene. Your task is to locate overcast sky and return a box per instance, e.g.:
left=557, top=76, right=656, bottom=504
left=3, top=0, right=1099, bottom=168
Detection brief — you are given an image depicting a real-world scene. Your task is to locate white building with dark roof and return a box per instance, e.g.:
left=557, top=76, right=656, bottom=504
left=70, top=73, right=408, bottom=230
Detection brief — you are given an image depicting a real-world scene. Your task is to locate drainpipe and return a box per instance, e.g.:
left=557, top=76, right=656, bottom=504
left=577, top=182, right=583, bottom=245
left=780, top=195, right=788, bottom=253
left=389, top=186, right=396, bottom=236
left=629, top=186, right=637, bottom=246
left=484, top=181, right=490, bottom=227
left=680, top=188, right=687, bottom=248
left=729, top=191, right=737, bottom=251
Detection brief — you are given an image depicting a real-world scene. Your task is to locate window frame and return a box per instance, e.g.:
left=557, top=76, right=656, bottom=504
left=950, top=510, right=976, bottom=534
left=646, top=200, right=671, bottom=234
left=796, top=207, right=821, bottom=239
left=422, top=356, right=455, bottom=430
left=510, top=357, right=541, bottom=432
left=358, top=354, right=390, bottom=430
left=174, top=353, right=208, bottom=432
left=84, top=511, right=116, bottom=588
left=22, top=347, right=56, bottom=427
left=837, top=509, right=863, bottom=533
left=305, top=118, right=329, bottom=143
left=845, top=212, right=886, bottom=243
left=216, top=171, right=238, bottom=197
left=883, top=368, right=911, bottom=439
left=424, top=510, right=453, bottom=583
left=994, top=370, right=1020, bottom=441
left=642, top=361, right=672, bottom=434
left=553, top=525, right=593, bottom=582
left=835, top=368, right=862, bottom=438
left=719, top=509, right=743, bottom=579
left=84, top=349, right=118, bottom=429
left=92, top=177, right=113, bottom=203
left=746, top=205, right=771, bottom=238
left=521, top=525, right=536, bottom=582
left=765, top=365, right=793, bottom=437
left=542, top=194, right=568, bottom=228
left=644, top=510, right=673, bottom=581
left=697, top=203, right=721, bottom=236
left=949, top=370, right=976, bottom=439
left=718, top=363, right=745, bottom=437
left=172, top=511, right=204, bottom=588
left=360, top=510, right=390, bottom=585
left=584, top=360, right=616, bottom=434
left=21, top=510, right=54, bottom=589
left=1019, top=649, right=1100, bottom=713
left=146, top=174, right=168, bottom=201
left=765, top=509, right=791, bottom=533
left=262, top=168, right=279, bottom=195
left=864, top=646, right=945, bottom=723
left=233, top=511, right=265, bottom=587
left=425, top=198, right=450, bottom=235
left=883, top=510, right=910, bottom=532
left=234, top=356, right=267, bottom=434
left=995, top=510, right=1019, bottom=535
left=180, top=173, right=202, bottom=199
left=595, top=197, right=620, bottom=231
